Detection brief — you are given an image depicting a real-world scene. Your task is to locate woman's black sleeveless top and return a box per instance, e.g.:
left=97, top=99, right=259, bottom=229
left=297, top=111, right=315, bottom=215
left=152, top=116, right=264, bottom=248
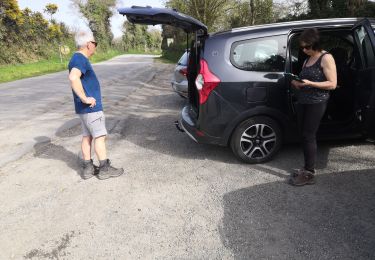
left=297, top=52, right=330, bottom=104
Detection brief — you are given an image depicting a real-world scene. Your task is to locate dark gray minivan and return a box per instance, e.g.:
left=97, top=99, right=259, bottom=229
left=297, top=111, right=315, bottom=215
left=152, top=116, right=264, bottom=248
left=119, top=6, right=375, bottom=163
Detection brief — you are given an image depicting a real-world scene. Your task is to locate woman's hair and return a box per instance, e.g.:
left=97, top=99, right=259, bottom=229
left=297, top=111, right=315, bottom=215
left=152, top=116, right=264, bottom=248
left=299, top=28, right=322, bottom=51
left=74, top=31, right=94, bottom=49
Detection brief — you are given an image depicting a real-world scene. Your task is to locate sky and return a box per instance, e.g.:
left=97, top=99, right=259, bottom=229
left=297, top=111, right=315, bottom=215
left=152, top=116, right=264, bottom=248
left=17, top=0, right=164, bottom=38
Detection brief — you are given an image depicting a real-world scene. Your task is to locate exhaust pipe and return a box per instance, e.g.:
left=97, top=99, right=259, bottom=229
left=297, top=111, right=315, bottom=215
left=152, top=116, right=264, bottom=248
left=174, top=120, right=185, bottom=132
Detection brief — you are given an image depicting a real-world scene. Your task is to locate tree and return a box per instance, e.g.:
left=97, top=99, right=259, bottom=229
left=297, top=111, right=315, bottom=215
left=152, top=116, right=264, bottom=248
left=347, top=0, right=366, bottom=16
left=44, top=3, right=58, bottom=21
left=308, top=0, right=331, bottom=17
left=225, top=0, right=249, bottom=28
left=306, top=0, right=375, bottom=18
left=0, top=0, right=73, bottom=64
left=73, top=0, right=116, bottom=50
left=148, top=29, right=162, bottom=51
left=273, top=0, right=308, bottom=21
left=166, top=0, right=229, bottom=31
left=122, top=21, right=161, bottom=52
left=226, top=0, right=274, bottom=28
left=251, top=0, right=274, bottom=25
left=0, top=0, right=24, bottom=26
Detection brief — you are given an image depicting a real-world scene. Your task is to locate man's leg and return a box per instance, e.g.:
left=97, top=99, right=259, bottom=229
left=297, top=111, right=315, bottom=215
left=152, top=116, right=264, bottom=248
left=81, top=136, right=93, bottom=160
left=94, top=135, right=124, bottom=180
left=94, top=135, right=107, bottom=161
left=80, top=135, right=96, bottom=179
left=79, top=114, right=96, bottom=179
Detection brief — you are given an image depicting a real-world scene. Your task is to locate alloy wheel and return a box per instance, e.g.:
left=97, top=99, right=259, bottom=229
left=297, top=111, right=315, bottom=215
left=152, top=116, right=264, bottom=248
left=240, top=123, right=277, bottom=160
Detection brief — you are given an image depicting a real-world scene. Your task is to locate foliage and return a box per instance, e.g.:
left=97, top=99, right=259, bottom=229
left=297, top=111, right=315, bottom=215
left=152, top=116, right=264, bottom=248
left=44, top=3, right=58, bottom=21
left=162, top=0, right=231, bottom=57
left=0, top=0, right=73, bottom=65
left=121, top=21, right=162, bottom=52
left=73, top=0, right=116, bottom=51
left=165, top=0, right=229, bottom=31
left=226, top=0, right=274, bottom=28
left=306, top=0, right=375, bottom=18
left=160, top=0, right=374, bottom=63
left=0, top=0, right=24, bottom=26
left=0, top=49, right=125, bottom=83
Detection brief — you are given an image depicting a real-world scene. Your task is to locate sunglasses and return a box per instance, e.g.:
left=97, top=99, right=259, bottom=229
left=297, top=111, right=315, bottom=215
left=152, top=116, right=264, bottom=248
left=90, top=41, right=98, bottom=47
left=300, top=44, right=312, bottom=50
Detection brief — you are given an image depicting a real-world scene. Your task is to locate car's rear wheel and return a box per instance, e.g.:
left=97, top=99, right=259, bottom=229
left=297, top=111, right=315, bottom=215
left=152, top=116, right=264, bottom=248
left=230, top=116, right=282, bottom=163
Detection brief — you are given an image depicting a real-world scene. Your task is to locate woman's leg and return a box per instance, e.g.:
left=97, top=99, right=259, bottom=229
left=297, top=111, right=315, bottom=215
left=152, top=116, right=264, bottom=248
left=301, top=102, right=327, bottom=172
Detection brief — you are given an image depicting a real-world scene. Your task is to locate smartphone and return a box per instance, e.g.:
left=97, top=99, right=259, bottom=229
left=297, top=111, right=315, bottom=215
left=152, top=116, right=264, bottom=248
left=284, top=72, right=304, bottom=83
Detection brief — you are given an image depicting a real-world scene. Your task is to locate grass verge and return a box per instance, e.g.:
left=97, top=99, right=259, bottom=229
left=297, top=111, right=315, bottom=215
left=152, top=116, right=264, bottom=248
left=0, top=49, right=161, bottom=84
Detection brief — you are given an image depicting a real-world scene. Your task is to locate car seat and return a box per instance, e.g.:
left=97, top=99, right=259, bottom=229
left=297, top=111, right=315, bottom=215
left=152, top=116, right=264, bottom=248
left=326, top=47, right=355, bottom=121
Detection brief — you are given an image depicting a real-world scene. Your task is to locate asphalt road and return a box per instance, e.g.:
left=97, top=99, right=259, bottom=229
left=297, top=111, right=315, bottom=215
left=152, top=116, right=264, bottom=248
left=0, top=54, right=374, bottom=259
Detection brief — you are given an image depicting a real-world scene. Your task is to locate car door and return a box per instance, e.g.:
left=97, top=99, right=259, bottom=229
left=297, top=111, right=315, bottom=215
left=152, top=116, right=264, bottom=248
left=118, top=6, right=207, bottom=34
left=118, top=6, right=208, bottom=110
left=352, top=18, right=375, bottom=139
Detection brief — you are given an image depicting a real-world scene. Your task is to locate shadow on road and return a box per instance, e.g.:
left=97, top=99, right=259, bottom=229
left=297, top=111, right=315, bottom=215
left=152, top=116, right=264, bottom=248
left=219, top=169, right=375, bottom=259
left=113, top=112, right=238, bottom=164
left=55, top=118, right=81, bottom=138
left=33, top=136, right=81, bottom=177
left=111, top=91, right=372, bottom=174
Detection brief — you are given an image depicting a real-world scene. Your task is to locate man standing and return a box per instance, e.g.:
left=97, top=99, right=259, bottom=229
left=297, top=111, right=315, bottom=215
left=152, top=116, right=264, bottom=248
left=68, top=31, right=124, bottom=180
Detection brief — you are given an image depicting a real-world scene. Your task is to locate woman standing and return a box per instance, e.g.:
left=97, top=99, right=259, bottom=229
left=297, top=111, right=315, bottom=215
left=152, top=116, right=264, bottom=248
left=290, top=28, right=337, bottom=186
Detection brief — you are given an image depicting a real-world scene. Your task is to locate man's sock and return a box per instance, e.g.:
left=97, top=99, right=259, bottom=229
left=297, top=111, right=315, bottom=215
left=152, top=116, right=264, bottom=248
left=83, top=159, right=92, bottom=165
left=99, top=159, right=108, bottom=167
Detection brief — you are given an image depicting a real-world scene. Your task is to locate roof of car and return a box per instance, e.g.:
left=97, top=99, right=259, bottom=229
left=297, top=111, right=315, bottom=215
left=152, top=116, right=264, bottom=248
left=211, top=18, right=375, bottom=37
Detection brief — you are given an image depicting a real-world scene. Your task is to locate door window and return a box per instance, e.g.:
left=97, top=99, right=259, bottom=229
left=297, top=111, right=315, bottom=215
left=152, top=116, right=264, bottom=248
left=178, top=51, right=189, bottom=66
left=354, top=25, right=375, bottom=68
left=231, top=35, right=286, bottom=72
left=289, top=30, right=354, bottom=75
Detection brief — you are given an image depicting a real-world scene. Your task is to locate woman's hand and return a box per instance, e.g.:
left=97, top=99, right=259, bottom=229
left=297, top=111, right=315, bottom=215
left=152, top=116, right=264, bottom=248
left=291, top=79, right=308, bottom=89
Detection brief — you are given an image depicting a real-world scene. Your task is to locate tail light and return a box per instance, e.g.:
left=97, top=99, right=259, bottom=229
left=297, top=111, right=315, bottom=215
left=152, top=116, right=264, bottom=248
left=195, top=59, right=221, bottom=104
left=179, top=68, right=188, bottom=77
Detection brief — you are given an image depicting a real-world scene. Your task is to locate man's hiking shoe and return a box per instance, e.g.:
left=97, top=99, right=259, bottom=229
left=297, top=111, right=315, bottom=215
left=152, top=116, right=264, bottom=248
left=289, top=169, right=315, bottom=186
left=81, top=159, right=96, bottom=180
left=97, top=159, right=124, bottom=180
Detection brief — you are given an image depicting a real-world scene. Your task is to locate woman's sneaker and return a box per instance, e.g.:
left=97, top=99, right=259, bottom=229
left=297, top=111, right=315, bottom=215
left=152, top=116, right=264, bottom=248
left=289, top=169, right=315, bottom=186
left=97, top=159, right=124, bottom=180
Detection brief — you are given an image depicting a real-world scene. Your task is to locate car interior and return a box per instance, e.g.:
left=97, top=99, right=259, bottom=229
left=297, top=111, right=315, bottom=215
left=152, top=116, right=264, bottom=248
left=289, top=29, right=358, bottom=126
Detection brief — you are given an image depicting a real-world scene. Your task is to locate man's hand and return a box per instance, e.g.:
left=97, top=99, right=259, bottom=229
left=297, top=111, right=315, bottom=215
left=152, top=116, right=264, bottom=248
left=83, top=97, right=96, bottom=108
left=69, top=68, right=96, bottom=107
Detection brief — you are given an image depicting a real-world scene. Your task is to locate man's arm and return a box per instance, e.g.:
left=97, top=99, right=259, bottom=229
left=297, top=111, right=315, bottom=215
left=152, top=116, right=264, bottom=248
left=68, top=68, right=96, bottom=107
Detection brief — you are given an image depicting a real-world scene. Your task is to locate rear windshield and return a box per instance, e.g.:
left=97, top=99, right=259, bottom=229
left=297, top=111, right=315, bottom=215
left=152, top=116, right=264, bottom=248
left=178, top=51, right=189, bottom=66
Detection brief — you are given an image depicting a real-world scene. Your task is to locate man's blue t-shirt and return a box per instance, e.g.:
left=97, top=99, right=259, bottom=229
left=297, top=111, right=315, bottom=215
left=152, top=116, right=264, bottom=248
left=68, top=52, right=103, bottom=114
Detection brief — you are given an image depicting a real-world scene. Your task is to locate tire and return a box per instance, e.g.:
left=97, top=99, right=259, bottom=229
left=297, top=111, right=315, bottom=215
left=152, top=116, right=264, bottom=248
left=230, top=116, right=282, bottom=163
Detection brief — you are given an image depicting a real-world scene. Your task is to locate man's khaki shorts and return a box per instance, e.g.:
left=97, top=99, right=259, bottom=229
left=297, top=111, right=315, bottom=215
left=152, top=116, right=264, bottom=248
left=79, top=111, right=107, bottom=138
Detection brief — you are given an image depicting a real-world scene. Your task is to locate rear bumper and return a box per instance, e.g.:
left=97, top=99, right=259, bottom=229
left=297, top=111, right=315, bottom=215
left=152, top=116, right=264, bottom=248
left=179, top=105, right=224, bottom=145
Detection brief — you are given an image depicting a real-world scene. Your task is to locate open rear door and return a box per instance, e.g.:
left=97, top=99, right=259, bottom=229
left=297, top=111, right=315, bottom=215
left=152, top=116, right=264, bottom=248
left=352, top=18, right=375, bottom=139
left=119, top=6, right=207, bottom=114
left=118, top=6, right=207, bottom=35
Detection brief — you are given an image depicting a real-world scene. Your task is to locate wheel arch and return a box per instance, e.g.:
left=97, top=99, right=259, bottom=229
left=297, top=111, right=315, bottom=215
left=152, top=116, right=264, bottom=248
left=223, top=106, right=293, bottom=146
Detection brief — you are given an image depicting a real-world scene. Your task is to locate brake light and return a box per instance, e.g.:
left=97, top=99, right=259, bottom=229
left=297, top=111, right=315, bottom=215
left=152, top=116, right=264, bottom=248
left=179, top=68, right=188, bottom=76
left=195, top=59, right=221, bottom=104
